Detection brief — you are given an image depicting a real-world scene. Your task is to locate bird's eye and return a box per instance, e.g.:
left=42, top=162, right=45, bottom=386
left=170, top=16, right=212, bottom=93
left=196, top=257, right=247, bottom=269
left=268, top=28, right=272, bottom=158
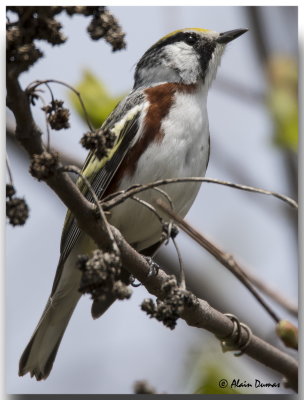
left=185, top=34, right=197, bottom=45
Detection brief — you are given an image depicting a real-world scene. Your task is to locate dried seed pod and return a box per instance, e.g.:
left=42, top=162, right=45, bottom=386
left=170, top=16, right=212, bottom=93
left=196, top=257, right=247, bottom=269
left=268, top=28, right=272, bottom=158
left=141, top=275, right=197, bottom=329
left=78, top=249, right=130, bottom=302
left=29, top=151, right=59, bottom=181
left=87, top=9, right=126, bottom=51
left=6, top=197, right=29, bottom=226
left=80, top=129, right=116, bottom=160
left=42, top=100, right=70, bottom=130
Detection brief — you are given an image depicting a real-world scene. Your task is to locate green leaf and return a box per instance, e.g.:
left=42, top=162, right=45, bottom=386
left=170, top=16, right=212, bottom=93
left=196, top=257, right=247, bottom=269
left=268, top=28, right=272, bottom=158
left=266, top=56, right=298, bottom=152
left=69, top=70, right=125, bottom=129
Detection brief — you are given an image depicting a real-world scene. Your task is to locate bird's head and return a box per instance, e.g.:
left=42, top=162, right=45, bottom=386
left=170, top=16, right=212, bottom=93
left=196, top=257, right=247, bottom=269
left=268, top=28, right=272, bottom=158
left=134, top=28, right=248, bottom=89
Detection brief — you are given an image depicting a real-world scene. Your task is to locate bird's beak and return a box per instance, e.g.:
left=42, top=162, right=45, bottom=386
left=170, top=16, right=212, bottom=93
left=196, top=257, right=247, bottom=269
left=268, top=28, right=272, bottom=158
left=216, top=29, right=248, bottom=44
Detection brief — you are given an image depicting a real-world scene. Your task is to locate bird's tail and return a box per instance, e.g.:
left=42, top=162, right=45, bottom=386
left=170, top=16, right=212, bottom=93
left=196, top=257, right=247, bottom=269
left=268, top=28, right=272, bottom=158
left=18, top=234, right=134, bottom=380
left=19, top=287, right=81, bottom=380
left=19, top=255, right=82, bottom=381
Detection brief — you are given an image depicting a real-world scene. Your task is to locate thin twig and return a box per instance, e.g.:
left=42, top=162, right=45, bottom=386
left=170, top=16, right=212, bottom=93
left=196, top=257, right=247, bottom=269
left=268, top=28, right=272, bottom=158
left=157, top=199, right=282, bottom=324
left=102, top=177, right=298, bottom=211
left=130, top=195, right=185, bottom=287
left=44, top=82, right=55, bottom=103
left=26, top=79, right=94, bottom=132
left=6, top=153, right=14, bottom=185
left=172, top=236, right=186, bottom=289
left=33, top=91, right=52, bottom=151
left=43, top=82, right=55, bottom=151
left=240, top=266, right=298, bottom=317
left=131, top=196, right=164, bottom=226
left=152, top=187, right=174, bottom=210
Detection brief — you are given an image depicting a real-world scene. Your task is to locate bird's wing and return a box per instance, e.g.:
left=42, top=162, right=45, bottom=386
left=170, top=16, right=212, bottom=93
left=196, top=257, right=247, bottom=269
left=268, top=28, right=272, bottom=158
left=51, top=90, right=146, bottom=296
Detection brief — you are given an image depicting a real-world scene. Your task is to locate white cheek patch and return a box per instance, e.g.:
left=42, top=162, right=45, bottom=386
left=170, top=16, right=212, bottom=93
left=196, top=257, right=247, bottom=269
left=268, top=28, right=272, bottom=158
left=164, top=42, right=200, bottom=84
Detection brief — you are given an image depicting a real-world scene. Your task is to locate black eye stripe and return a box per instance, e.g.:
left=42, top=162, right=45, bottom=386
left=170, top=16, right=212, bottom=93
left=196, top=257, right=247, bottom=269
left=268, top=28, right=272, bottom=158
left=144, top=31, right=201, bottom=55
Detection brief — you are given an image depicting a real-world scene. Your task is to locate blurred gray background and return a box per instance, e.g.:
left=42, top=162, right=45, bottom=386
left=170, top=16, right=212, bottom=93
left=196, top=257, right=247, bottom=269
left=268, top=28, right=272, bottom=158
left=6, top=6, right=298, bottom=394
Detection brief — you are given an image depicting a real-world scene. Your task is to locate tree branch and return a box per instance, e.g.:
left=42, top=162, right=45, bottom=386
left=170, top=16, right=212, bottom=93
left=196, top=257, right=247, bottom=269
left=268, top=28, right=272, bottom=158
left=6, top=75, right=44, bottom=155
left=113, top=228, right=298, bottom=391
left=6, top=33, right=298, bottom=392
left=6, top=73, right=298, bottom=392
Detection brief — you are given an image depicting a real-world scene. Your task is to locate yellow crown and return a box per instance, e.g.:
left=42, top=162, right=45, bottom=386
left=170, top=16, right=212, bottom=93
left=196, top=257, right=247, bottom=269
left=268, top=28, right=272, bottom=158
left=159, top=27, right=212, bottom=42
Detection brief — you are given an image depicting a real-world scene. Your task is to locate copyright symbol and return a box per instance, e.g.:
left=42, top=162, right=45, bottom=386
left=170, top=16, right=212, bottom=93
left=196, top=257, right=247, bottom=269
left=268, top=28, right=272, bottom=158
left=219, top=379, right=228, bottom=388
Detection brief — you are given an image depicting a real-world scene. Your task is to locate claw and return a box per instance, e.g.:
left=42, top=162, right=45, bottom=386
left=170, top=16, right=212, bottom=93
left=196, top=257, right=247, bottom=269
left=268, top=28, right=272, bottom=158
left=144, top=256, right=160, bottom=277
left=129, top=275, right=142, bottom=287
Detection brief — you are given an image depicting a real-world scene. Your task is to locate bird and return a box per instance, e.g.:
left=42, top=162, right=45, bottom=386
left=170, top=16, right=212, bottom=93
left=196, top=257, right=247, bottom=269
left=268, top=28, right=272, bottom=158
left=19, top=27, right=247, bottom=380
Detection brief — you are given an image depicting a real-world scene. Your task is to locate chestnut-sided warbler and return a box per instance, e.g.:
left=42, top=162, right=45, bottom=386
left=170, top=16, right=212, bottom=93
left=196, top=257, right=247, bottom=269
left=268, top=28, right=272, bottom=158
left=19, top=27, right=247, bottom=380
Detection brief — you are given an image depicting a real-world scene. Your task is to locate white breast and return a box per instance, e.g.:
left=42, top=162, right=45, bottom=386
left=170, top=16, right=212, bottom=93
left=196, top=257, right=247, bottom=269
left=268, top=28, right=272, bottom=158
left=108, top=86, right=210, bottom=251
